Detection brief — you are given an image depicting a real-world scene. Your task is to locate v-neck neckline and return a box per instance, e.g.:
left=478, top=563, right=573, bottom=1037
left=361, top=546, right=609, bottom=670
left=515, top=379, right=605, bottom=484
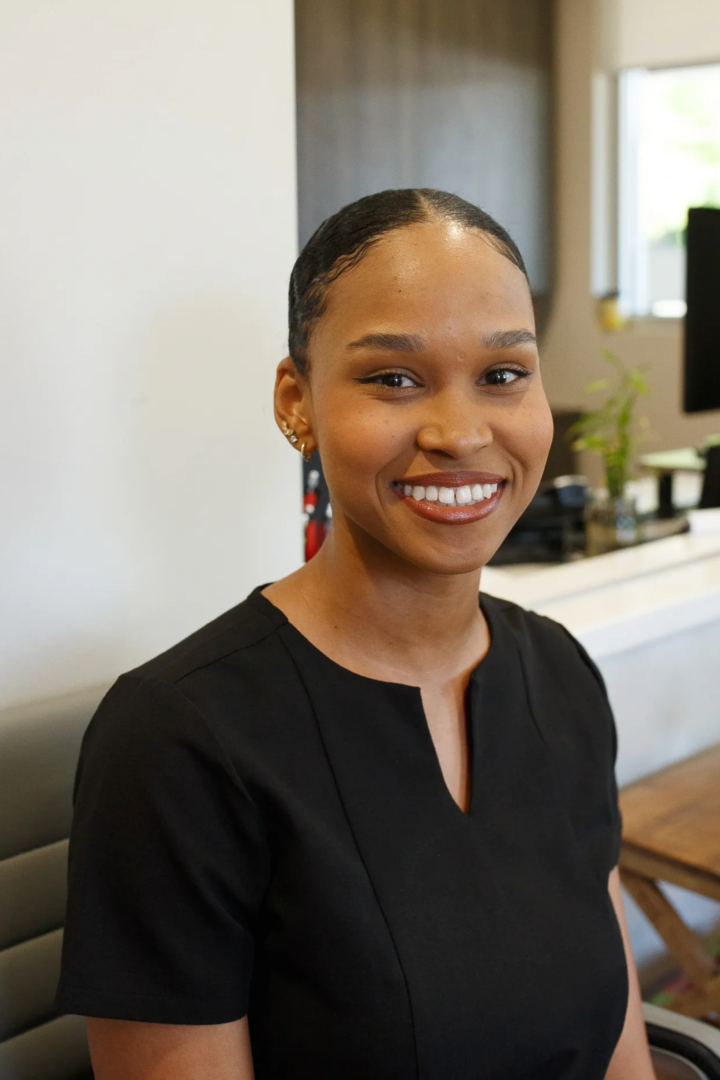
left=248, top=585, right=496, bottom=691
left=247, top=586, right=501, bottom=820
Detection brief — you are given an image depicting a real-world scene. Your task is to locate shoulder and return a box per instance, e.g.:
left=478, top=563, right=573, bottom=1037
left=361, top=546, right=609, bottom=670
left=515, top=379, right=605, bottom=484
left=78, top=590, right=299, bottom=787
left=481, top=591, right=617, bottom=769
left=482, top=591, right=609, bottom=704
left=128, top=588, right=287, bottom=687
left=110, top=587, right=296, bottom=728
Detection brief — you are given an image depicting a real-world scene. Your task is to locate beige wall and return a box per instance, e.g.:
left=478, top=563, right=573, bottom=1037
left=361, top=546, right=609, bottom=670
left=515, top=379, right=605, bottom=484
left=541, top=0, right=720, bottom=477
left=602, top=0, right=720, bottom=68
left=0, top=1, right=300, bottom=708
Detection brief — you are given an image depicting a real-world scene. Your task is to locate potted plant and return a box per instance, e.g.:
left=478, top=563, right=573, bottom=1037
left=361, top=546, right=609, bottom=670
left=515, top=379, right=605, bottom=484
left=570, top=350, right=650, bottom=556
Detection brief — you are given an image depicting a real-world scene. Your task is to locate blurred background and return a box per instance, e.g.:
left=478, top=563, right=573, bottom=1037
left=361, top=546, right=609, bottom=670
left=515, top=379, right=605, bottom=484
left=2, top=0, right=720, bottom=1056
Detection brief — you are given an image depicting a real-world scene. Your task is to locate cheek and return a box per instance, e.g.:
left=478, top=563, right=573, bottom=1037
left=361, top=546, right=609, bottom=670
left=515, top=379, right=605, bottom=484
left=500, top=397, right=554, bottom=478
left=530, top=401, right=555, bottom=461
left=316, top=396, right=411, bottom=478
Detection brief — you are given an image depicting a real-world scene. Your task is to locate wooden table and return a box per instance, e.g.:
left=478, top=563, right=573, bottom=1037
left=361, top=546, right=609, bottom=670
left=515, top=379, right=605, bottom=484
left=619, top=743, right=720, bottom=1020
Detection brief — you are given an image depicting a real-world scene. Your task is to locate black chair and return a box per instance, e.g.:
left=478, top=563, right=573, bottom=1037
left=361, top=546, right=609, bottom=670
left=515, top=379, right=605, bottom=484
left=645, top=1002, right=720, bottom=1079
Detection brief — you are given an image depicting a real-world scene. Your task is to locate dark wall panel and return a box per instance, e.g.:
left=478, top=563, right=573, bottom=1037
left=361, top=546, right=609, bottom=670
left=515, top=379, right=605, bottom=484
left=295, top=0, right=554, bottom=292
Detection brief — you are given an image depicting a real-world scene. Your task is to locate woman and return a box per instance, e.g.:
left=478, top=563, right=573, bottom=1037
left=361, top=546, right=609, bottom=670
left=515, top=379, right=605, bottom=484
left=58, top=189, right=655, bottom=1079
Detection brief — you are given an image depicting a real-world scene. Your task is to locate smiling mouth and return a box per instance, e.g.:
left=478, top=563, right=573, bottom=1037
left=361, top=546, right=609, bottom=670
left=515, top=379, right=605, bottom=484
left=390, top=474, right=507, bottom=524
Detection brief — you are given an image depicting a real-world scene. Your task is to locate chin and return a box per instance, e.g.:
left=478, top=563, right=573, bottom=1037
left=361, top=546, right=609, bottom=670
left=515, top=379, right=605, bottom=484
left=382, top=531, right=507, bottom=577
left=341, top=499, right=516, bottom=576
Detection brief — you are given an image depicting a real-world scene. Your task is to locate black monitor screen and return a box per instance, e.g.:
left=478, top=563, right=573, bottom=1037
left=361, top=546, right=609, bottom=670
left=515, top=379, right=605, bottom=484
left=684, top=206, right=720, bottom=413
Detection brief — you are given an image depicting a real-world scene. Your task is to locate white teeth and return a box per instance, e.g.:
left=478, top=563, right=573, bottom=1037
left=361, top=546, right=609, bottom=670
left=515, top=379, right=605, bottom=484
left=399, top=480, right=501, bottom=506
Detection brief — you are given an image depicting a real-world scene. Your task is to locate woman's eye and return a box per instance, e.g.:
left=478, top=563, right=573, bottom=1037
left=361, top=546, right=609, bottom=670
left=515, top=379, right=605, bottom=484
left=359, top=372, right=418, bottom=389
left=482, top=367, right=529, bottom=387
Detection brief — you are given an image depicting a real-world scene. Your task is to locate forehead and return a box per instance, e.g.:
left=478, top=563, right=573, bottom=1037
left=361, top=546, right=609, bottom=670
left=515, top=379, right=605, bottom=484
left=314, top=221, right=534, bottom=351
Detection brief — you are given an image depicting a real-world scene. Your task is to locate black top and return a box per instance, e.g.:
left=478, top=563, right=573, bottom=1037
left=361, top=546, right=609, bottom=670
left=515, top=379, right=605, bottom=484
left=57, top=588, right=628, bottom=1079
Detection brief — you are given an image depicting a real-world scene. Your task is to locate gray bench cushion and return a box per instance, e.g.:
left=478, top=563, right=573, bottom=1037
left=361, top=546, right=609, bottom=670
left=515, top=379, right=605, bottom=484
left=0, top=841, right=68, bottom=952
left=0, top=686, right=106, bottom=1079
left=0, top=1013, right=93, bottom=1080
left=0, top=688, right=104, bottom=861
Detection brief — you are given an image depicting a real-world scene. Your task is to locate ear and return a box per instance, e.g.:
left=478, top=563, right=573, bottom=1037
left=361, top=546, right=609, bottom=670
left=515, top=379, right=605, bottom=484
left=274, top=357, right=316, bottom=457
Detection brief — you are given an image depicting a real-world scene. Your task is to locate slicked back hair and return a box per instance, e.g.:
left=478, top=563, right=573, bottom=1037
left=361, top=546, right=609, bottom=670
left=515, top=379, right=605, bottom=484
left=288, top=188, right=529, bottom=375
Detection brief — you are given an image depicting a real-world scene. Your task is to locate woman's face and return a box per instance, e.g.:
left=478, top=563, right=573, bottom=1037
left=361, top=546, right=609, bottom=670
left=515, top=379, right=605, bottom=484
left=281, top=221, right=554, bottom=575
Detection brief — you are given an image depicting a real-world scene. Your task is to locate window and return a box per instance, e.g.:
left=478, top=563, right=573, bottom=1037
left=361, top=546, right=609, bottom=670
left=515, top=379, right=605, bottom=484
left=618, top=62, right=720, bottom=318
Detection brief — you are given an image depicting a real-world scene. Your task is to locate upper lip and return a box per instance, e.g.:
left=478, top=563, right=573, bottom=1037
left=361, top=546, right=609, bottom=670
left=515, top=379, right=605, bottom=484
left=394, top=471, right=506, bottom=487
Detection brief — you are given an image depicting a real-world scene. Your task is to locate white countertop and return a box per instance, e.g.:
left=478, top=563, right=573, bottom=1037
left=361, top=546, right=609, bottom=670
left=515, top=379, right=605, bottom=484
left=482, top=531, right=720, bottom=659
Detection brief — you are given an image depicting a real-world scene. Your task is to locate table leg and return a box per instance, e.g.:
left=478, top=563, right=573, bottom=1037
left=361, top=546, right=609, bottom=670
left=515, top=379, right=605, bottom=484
left=657, top=471, right=675, bottom=519
left=621, top=869, right=720, bottom=1020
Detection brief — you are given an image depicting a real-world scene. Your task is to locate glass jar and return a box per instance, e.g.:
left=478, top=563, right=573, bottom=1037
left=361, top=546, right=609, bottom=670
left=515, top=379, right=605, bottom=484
left=585, top=492, right=639, bottom=557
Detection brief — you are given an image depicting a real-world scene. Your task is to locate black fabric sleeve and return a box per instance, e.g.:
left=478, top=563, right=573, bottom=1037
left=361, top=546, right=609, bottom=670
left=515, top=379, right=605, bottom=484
left=56, top=674, right=271, bottom=1024
left=554, top=624, right=623, bottom=872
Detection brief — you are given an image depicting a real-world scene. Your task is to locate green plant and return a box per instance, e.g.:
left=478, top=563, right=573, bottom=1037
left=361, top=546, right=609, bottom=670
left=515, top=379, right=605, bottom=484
left=570, top=350, right=650, bottom=499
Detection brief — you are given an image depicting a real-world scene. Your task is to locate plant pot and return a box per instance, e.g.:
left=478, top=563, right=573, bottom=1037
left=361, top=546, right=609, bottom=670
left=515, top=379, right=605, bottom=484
left=585, top=492, right=639, bottom=557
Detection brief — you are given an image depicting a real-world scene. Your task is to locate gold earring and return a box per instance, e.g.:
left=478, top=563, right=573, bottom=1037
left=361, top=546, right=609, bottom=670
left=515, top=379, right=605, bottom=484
left=280, top=420, right=298, bottom=446
left=300, top=442, right=313, bottom=462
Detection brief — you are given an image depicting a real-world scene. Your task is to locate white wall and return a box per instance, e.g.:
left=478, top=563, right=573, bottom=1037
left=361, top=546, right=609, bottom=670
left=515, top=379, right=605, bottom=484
left=0, top=1, right=300, bottom=709
left=601, top=0, right=720, bottom=69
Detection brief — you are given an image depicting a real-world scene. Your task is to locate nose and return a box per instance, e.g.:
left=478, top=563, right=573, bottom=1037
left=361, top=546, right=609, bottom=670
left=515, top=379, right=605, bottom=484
left=415, top=391, right=493, bottom=460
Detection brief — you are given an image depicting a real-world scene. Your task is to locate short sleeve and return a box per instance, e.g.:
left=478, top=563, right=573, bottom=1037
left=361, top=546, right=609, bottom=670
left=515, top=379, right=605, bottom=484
left=554, top=625, right=623, bottom=873
left=56, top=674, right=271, bottom=1024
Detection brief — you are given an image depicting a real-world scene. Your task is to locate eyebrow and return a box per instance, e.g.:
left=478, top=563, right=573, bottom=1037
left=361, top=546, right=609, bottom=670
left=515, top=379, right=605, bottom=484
left=481, top=328, right=537, bottom=349
left=345, top=327, right=537, bottom=353
left=346, top=332, right=427, bottom=353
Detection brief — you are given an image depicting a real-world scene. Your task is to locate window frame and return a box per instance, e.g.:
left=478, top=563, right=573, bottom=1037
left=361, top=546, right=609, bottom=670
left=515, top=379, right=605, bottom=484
left=594, top=59, right=720, bottom=322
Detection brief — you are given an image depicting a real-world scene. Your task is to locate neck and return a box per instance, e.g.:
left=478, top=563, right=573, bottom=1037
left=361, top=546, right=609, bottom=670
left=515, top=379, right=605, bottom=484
left=285, top=512, right=485, bottom=680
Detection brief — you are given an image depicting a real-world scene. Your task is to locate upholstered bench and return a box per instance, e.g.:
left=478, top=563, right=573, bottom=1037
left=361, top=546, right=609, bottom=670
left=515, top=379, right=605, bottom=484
left=0, top=687, right=105, bottom=1080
